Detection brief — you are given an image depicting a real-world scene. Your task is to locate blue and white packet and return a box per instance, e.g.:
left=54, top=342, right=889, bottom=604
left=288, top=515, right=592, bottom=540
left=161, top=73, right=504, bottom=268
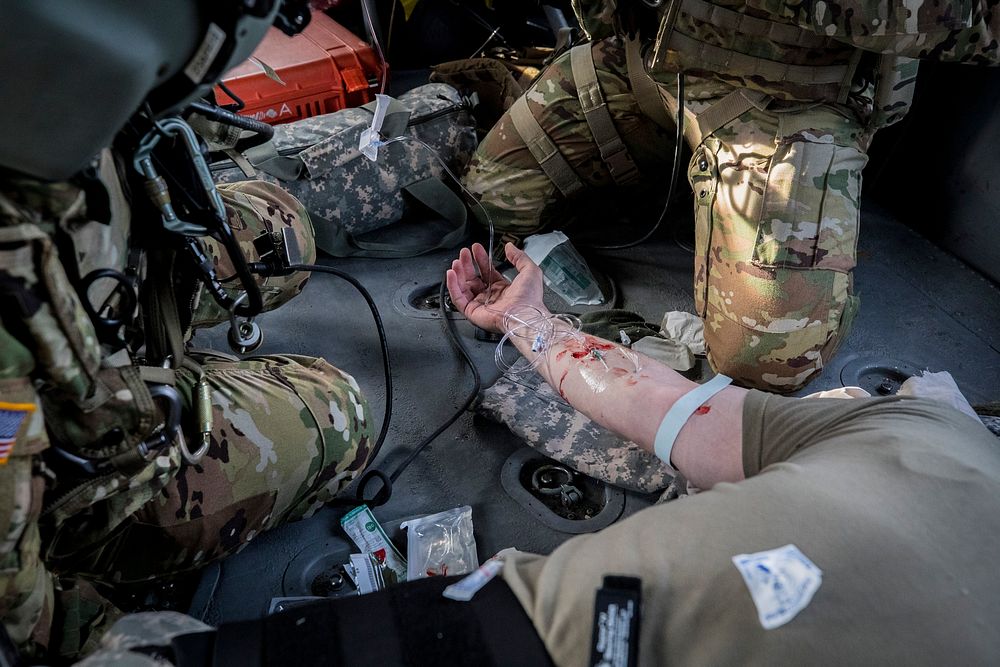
left=731, top=544, right=822, bottom=630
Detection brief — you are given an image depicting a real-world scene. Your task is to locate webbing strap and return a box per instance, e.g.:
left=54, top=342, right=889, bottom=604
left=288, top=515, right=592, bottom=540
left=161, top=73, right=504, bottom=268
left=138, top=366, right=176, bottom=386
left=625, top=37, right=673, bottom=130
left=694, top=88, right=771, bottom=144
left=509, top=95, right=584, bottom=197
left=678, top=0, right=832, bottom=48
left=314, top=177, right=468, bottom=258
left=668, top=32, right=851, bottom=85
left=570, top=44, right=640, bottom=186
left=146, top=249, right=184, bottom=368
left=243, top=142, right=307, bottom=181
left=653, top=373, right=732, bottom=472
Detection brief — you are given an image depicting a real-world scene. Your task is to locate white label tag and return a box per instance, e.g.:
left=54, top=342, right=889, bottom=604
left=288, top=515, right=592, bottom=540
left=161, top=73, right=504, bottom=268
left=732, top=544, right=822, bottom=630
left=442, top=559, right=504, bottom=602
left=184, top=23, right=226, bottom=83
left=349, top=553, right=384, bottom=595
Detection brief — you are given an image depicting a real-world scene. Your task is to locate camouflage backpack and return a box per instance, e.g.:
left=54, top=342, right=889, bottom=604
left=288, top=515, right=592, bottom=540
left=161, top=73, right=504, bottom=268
left=212, top=83, right=478, bottom=258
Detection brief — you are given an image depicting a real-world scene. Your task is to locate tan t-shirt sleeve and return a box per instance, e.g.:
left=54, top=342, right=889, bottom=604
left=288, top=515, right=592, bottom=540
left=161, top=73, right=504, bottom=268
left=742, top=390, right=903, bottom=477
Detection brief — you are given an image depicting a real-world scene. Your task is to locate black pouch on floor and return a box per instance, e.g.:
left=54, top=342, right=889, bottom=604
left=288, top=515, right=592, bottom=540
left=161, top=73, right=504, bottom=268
left=197, top=576, right=553, bottom=667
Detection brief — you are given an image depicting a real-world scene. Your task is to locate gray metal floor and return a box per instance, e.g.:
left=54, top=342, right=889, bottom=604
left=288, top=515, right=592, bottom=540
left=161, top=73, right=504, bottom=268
left=189, top=197, right=1000, bottom=624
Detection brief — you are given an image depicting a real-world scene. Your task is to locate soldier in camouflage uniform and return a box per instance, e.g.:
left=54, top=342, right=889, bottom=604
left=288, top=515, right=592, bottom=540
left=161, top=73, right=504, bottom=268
left=0, top=150, right=374, bottom=660
left=463, top=0, right=998, bottom=393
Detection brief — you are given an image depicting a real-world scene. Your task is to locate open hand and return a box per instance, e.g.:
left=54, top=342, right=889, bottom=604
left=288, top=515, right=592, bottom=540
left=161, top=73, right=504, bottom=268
left=446, top=242, right=546, bottom=333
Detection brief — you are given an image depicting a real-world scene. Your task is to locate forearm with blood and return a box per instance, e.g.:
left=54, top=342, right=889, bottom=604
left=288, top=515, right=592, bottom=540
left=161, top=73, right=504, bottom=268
left=504, top=314, right=697, bottom=454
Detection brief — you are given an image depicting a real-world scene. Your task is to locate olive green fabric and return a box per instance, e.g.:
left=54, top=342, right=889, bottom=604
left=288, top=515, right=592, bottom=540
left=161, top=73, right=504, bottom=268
left=503, top=393, right=1000, bottom=665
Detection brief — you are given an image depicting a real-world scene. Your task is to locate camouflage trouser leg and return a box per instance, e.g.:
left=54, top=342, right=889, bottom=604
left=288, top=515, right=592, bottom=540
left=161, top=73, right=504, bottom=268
left=0, top=375, right=54, bottom=658
left=463, top=37, right=675, bottom=237
left=688, top=103, right=865, bottom=392
left=466, top=36, right=865, bottom=392
left=189, top=180, right=318, bottom=329
left=77, top=353, right=373, bottom=584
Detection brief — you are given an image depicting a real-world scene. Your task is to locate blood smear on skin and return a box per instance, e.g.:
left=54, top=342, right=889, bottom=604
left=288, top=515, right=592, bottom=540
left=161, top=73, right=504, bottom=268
left=695, top=406, right=711, bottom=415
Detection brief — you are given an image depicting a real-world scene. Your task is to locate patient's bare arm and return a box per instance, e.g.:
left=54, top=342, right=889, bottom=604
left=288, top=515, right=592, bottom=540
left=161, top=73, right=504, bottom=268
left=446, top=243, right=748, bottom=489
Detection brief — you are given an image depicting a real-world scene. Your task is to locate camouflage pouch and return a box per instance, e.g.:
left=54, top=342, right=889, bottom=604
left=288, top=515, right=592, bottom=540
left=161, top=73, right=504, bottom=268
left=430, top=59, right=526, bottom=133
left=212, top=83, right=478, bottom=258
left=476, top=361, right=673, bottom=493
left=0, top=223, right=161, bottom=462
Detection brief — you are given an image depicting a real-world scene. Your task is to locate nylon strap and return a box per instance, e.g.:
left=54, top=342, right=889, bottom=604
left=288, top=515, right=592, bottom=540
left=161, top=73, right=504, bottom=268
left=314, top=177, right=468, bottom=258
left=509, top=95, right=584, bottom=197
left=625, top=37, right=673, bottom=131
left=138, top=366, right=176, bottom=386
left=678, top=0, right=832, bottom=48
left=146, top=249, right=184, bottom=368
left=570, top=44, right=640, bottom=186
left=654, top=373, right=732, bottom=472
left=668, top=32, right=851, bottom=86
left=223, top=148, right=256, bottom=179
left=693, top=88, right=771, bottom=145
left=243, top=142, right=307, bottom=181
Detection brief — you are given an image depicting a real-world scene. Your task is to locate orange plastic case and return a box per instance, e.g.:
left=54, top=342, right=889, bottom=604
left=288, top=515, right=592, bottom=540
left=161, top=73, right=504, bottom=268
left=215, top=12, right=381, bottom=125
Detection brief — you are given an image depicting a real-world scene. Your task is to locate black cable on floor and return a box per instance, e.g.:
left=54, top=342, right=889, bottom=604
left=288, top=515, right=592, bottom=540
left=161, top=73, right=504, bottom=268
left=354, top=280, right=481, bottom=507
left=589, top=73, right=686, bottom=251
left=287, top=264, right=479, bottom=508
left=287, top=263, right=393, bottom=476
left=387, top=280, right=481, bottom=484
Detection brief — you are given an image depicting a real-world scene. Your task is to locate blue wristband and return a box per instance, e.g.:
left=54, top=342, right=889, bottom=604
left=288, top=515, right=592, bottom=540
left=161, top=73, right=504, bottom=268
left=653, top=374, right=732, bottom=472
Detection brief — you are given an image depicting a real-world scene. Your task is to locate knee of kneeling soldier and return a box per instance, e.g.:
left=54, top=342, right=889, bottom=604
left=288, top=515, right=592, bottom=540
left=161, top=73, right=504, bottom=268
left=701, top=271, right=859, bottom=394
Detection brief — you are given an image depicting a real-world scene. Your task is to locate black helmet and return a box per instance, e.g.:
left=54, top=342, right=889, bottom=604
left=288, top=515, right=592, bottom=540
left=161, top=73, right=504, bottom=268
left=0, top=0, right=304, bottom=180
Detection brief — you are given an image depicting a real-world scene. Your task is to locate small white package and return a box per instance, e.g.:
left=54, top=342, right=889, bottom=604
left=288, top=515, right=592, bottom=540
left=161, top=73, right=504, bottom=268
left=732, top=544, right=822, bottom=630
left=898, top=370, right=980, bottom=422
left=401, top=505, right=478, bottom=580
left=442, top=559, right=504, bottom=602
left=340, top=505, right=407, bottom=584
left=522, top=231, right=604, bottom=306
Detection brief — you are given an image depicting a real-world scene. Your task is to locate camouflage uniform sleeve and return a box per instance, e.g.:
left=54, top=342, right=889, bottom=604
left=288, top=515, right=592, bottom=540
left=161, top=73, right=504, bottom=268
left=748, top=0, right=1000, bottom=64
left=0, top=324, right=55, bottom=658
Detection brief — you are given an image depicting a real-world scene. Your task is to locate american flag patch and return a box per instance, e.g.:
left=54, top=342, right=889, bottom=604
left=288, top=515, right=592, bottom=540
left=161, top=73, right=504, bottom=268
left=0, top=402, right=36, bottom=465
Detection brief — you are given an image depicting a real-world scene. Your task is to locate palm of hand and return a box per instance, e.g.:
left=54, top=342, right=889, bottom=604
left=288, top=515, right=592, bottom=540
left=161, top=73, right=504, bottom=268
left=446, top=243, right=545, bottom=333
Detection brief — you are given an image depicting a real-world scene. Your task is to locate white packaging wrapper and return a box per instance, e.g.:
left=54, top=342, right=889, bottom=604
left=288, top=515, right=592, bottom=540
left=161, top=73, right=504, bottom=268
left=898, top=370, right=979, bottom=421
left=340, top=505, right=407, bottom=585
left=442, top=559, right=504, bottom=602
left=660, top=311, right=706, bottom=356
left=732, top=544, right=822, bottom=630
left=523, top=231, right=604, bottom=306
left=401, top=505, right=478, bottom=580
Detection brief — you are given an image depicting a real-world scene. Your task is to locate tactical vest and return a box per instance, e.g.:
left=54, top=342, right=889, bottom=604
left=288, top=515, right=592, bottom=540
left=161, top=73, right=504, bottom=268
left=649, top=0, right=863, bottom=103
left=572, top=0, right=917, bottom=131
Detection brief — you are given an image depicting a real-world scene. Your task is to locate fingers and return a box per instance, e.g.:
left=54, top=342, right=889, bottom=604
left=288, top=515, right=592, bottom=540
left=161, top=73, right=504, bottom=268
left=505, top=242, right=539, bottom=276
left=446, top=268, right=473, bottom=315
left=458, top=246, right=477, bottom=282
left=471, top=243, right=505, bottom=284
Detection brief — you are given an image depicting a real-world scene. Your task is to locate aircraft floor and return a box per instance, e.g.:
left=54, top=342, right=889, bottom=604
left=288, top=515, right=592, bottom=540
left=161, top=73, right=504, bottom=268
left=187, top=198, right=1000, bottom=625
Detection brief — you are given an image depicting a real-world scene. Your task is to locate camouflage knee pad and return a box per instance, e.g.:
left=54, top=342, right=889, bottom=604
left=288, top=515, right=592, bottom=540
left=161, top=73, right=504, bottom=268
left=690, top=105, right=865, bottom=392
left=189, top=181, right=318, bottom=328
left=463, top=37, right=673, bottom=237
left=87, top=353, right=373, bottom=583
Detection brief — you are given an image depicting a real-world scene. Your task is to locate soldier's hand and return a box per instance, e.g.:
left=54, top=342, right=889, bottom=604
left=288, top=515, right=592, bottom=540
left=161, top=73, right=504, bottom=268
left=446, top=242, right=545, bottom=333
